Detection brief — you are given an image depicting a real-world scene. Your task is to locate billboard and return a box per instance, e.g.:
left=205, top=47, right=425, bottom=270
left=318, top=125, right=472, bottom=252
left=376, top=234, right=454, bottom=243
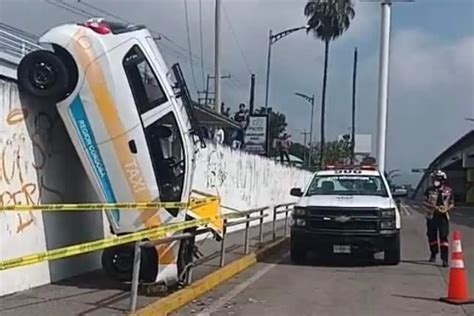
left=244, top=115, right=268, bottom=155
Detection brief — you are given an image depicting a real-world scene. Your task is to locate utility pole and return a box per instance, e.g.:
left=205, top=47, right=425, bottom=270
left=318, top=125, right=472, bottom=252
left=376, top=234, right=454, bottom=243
left=351, top=47, right=358, bottom=165
left=249, top=74, right=255, bottom=114
left=214, top=0, right=222, bottom=113
left=375, top=0, right=413, bottom=172
left=376, top=1, right=391, bottom=172
left=205, top=74, right=211, bottom=105
left=203, top=74, right=231, bottom=106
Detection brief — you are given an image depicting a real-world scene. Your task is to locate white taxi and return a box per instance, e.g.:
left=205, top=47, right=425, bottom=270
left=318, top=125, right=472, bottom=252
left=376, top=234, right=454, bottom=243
left=17, top=18, right=205, bottom=285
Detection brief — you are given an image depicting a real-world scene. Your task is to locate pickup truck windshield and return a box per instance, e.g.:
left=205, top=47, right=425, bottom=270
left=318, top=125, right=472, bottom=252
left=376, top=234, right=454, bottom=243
left=306, top=175, right=388, bottom=197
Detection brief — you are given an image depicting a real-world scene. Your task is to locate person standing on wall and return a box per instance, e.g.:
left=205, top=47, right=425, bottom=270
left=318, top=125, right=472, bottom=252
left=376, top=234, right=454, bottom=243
left=278, top=133, right=292, bottom=166
left=423, top=170, right=454, bottom=267
left=233, top=103, right=248, bottom=149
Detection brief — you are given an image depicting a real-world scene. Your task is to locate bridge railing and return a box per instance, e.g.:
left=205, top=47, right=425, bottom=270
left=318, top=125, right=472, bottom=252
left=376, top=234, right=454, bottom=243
left=0, top=23, right=42, bottom=62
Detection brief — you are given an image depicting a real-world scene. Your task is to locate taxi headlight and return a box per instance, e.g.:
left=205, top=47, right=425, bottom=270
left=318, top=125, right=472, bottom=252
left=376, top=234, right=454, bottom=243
left=381, top=208, right=395, bottom=218
left=293, top=207, right=306, bottom=216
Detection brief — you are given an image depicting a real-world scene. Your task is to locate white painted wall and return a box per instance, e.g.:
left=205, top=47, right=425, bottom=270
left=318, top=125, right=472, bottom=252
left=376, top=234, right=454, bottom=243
left=0, top=78, right=312, bottom=296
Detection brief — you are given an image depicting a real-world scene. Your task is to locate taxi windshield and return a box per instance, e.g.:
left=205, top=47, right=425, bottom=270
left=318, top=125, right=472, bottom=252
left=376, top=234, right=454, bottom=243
left=306, top=175, right=388, bottom=197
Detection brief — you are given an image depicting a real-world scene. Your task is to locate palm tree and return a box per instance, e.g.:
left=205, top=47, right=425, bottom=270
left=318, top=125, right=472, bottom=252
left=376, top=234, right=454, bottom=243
left=304, top=0, right=355, bottom=167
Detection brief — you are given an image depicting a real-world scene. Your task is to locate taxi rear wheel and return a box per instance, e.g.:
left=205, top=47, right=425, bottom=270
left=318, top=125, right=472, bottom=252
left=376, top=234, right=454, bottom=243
left=17, top=50, right=71, bottom=102
left=101, top=244, right=158, bottom=283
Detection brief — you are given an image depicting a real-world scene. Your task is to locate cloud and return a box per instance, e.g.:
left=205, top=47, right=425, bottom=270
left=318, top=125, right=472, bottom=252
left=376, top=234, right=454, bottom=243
left=376, top=29, right=474, bottom=183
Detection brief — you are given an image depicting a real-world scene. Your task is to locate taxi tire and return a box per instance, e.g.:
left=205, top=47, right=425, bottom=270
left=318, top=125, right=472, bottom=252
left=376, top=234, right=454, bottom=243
left=101, top=244, right=158, bottom=283
left=17, top=50, right=70, bottom=102
left=384, top=233, right=401, bottom=265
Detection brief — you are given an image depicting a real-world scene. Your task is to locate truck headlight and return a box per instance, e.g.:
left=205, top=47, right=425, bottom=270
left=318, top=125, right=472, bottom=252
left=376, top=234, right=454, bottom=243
left=295, top=219, right=306, bottom=226
left=293, top=207, right=306, bottom=216
left=380, top=220, right=395, bottom=229
left=381, top=209, right=395, bottom=218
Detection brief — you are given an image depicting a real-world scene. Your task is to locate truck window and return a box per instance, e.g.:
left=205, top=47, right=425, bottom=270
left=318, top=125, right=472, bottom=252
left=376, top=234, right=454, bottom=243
left=123, top=45, right=168, bottom=114
left=145, top=112, right=185, bottom=215
left=306, top=175, right=388, bottom=197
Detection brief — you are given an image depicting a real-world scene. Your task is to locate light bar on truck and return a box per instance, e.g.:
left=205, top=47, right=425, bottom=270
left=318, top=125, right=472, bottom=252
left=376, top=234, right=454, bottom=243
left=323, top=164, right=377, bottom=171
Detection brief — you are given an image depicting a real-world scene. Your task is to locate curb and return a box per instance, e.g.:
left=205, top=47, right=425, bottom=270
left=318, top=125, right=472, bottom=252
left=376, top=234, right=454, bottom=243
left=133, top=237, right=289, bottom=316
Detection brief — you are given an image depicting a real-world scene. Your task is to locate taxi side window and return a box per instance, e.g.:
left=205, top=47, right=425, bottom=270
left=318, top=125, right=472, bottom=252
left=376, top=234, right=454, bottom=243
left=123, top=45, right=168, bottom=114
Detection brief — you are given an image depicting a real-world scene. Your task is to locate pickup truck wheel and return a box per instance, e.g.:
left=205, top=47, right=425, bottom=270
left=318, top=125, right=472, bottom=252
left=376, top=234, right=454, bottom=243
left=384, top=233, right=401, bottom=265
left=290, top=240, right=306, bottom=264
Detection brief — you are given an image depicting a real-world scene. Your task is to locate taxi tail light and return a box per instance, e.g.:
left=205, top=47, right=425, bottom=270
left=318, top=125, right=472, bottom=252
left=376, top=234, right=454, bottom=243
left=79, top=21, right=111, bottom=35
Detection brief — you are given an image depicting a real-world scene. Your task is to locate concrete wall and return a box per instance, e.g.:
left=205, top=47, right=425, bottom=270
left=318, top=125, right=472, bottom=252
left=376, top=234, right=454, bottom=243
left=0, top=78, right=312, bottom=296
left=0, top=78, right=103, bottom=296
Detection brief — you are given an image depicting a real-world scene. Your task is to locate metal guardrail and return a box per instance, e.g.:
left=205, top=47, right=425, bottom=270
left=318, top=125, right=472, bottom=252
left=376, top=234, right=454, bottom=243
left=128, top=202, right=295, bottom=312
left=0, top=23, right=42, bottom=62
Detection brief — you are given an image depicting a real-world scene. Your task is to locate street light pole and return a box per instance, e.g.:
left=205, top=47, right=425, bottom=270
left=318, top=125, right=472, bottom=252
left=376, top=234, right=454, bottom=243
left=295, top=92, right=315, bottom=167
left=376, top=1, right=391, bottom=173
left=264, top=26, right=308, bottom=110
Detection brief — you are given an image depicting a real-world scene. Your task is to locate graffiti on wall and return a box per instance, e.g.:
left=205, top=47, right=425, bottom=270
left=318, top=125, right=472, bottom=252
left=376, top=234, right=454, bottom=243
left=1, top=90, right=63, bottom=234
left=199, top=143, right=310, bottom=209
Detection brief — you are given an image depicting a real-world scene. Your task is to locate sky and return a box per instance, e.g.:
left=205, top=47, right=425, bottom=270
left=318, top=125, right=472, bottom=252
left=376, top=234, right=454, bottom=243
left=1, top=0, right=473, bottom=185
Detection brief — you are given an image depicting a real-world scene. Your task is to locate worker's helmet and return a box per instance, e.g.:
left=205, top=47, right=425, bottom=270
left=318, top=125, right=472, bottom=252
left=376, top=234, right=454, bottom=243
left=431, top=170, right=447, bottom=186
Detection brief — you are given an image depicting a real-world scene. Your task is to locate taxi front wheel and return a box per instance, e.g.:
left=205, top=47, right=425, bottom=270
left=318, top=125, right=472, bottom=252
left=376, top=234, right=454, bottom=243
left=17, top=50, right=71, bottom=102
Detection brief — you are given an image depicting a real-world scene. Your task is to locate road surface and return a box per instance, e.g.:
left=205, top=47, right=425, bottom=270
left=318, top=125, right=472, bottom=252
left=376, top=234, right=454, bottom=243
left=177, top=202, right=474, bottom=316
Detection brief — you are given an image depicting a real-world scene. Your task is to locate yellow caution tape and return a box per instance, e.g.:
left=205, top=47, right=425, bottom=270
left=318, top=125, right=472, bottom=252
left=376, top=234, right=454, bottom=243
left=0, top=197, right=219, bottom=212
left=0, top=218, right=211, bottom=271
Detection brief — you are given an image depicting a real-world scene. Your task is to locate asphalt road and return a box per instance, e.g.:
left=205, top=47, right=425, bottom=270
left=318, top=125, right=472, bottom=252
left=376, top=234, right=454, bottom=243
left=177, top=202, right=474, bottom=316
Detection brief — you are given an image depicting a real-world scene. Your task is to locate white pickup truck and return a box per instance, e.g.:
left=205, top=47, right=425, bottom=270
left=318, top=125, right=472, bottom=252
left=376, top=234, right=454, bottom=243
left=289, top=165, right=406, bottom=265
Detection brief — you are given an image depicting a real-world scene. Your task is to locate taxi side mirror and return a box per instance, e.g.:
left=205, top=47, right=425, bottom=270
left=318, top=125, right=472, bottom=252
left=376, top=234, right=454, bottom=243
left=290, top=188, right=303, bottom=197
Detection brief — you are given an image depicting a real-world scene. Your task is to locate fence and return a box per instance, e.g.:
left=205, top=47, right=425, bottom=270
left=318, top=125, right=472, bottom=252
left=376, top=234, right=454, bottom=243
left=128, top=202, right=294, bottom=312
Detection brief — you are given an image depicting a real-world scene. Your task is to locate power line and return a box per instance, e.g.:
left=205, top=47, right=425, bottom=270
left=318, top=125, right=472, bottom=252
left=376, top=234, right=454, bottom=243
left=222, top=3, right=252, bottom=75
left=46, top=0, right=248, bottom=93
left=56, top=0, right=96, bottom=17
left=183, top=0, right=198, bottom=91
left=45, top=0, right=89, bottom=18
left=198, top=0, right=205, bottom=88
left=78, top=0, right=129, bottom=23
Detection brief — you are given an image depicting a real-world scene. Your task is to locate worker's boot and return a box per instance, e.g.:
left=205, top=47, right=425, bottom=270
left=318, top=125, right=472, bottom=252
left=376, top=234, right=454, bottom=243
left=429, top=253, right=436, bottom=263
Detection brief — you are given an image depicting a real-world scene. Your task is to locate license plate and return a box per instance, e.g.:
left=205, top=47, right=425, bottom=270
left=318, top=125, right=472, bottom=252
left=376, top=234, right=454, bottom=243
left=333, top=245, right=351, bottom=254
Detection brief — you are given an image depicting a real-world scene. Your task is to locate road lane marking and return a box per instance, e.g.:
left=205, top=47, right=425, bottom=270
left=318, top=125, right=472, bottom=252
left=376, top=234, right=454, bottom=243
left=196, top=252, right=289, bottom=316
left=400, top=203, right=411, bottom=216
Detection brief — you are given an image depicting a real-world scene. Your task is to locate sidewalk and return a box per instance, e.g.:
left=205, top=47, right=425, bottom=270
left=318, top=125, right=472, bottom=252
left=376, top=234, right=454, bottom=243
left=0, top=220, right=288, bottom=316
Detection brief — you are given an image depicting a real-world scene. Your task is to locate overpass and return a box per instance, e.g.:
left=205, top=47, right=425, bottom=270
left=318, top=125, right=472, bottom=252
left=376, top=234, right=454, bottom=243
left=413, top=130, right=474, bottom=204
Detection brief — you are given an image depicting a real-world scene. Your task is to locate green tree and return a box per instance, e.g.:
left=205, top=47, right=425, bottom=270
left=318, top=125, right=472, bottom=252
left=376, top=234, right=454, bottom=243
left=255, top=107, right=287, bottom=156
left=304, top=0, right=355, bottom=166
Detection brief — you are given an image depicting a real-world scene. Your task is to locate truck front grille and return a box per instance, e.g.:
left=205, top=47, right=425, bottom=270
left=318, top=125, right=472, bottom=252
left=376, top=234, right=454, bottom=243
left=305, top=207, right=379, bottom=232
